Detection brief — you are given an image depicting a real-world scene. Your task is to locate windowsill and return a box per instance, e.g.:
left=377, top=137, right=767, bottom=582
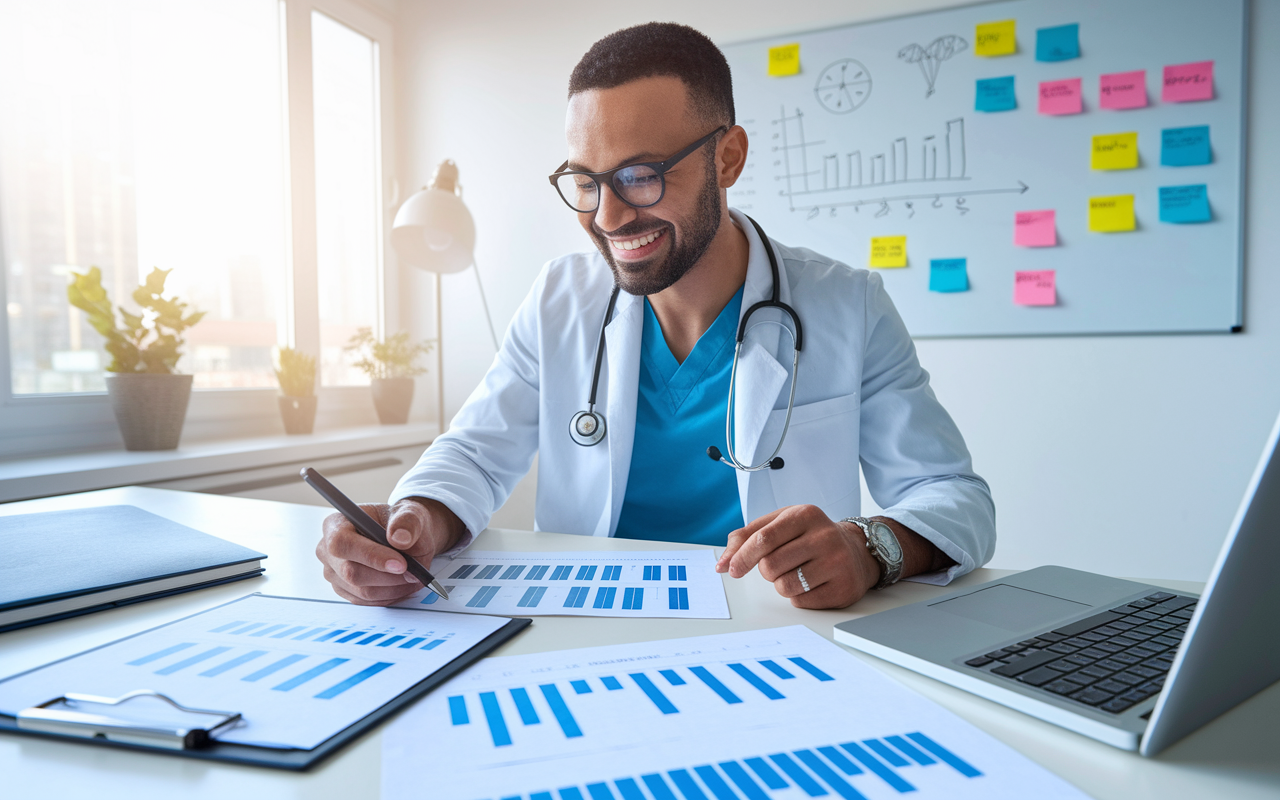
left=0, top=422, right=438, bottom=503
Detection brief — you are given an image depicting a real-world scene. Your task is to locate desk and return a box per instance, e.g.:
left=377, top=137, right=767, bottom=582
left=2, top=488, right=1277, bottom=800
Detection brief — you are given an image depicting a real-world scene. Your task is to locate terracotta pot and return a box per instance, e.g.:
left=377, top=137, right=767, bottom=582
left=278, top=395, right=317, bottom=435
left=103, top=373, right=194, bottom=451
left=371, top=377, right=414, bottom=424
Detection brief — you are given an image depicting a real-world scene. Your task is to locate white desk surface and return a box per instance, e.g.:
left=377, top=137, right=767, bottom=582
left=1, top=487, right=1277, bottom=800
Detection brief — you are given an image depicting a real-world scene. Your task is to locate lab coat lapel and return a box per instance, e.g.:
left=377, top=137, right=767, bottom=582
left=599, top=290, right=643, bottom=537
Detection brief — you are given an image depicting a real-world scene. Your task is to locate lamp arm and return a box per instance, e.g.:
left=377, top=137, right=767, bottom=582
left=471, top=259, right=500, bottom=351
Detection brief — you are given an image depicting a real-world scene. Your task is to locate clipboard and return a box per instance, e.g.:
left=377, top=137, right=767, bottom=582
left=0, top=594, right=530, bottom=770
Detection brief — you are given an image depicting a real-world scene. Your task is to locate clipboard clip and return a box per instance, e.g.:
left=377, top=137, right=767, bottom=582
left=17, top=690, right=242, bottom=750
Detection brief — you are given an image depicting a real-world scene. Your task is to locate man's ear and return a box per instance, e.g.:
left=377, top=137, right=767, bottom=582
left=717, top=125, right=749, bottom=189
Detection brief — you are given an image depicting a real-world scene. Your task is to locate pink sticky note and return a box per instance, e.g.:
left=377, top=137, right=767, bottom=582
left=1163, top=61, right=1214, bottom=103
left=1099, top=70, right=1147, bottom=109
left=1015, top=270, right=1056, bottom=306
left=1015, top=210, right=1057, bottom=247
left=1039, top=78, right=1082, bottom=115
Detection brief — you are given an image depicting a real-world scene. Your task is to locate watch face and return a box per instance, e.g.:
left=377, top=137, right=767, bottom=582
left=871, top=523, right=903, bottom=562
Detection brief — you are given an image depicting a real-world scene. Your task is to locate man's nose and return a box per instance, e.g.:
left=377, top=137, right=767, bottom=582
left=593, top=182, right=637, bottom=233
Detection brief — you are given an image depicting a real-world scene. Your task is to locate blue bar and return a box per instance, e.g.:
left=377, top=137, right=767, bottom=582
left=294, top=627, right=327, bottom=640
left=794, top=749, right=867, bottom=800
left=905, top=732, right=981, bottom=777
left=210, top=620, right=246, bottom=633
left=199, top=649, right=267, bottom=677
left=571, top=679, right=592, bottom=694
left=838, top=742, right=913, bottom=793
left=316, top=629, right=347, bottom=642
left=250, top=624, right=287, bottom=638
left=539, top=684, right=583, bottom=738
left=467, top=586, right=500, bottom=608
left=642, top=774, right=679, bottom=800
left=668, top=769, right=708, bottom=800
left=518, top=586, right=547, bottom=607
left=623, top=587, right=644, bottom=609
left=787, top=657, right=835, bottom=681
left=477, top=565, right=502, bottom=580
left=669, top=587, right=690, bottom=610
left=660, top=669, right=686, bottom=686
left=643, top=566, right=661, bottom=580
left=501, top=565, right=526, bottom=580
left=745, top=757, right=788, bottom=790
left=156, top=646, right=231, bottom=675
left=449, top=695, right=468, bottom=724
left=720, top=761, right=771, bottom=800
left=357, top=633, right=385, bottom=645
left=601, top=676, right=623, bottom=691
left=586, top=783, right=615, bottom=800
left=862, top=739, right=909, bottom=767
left=559, top=789, right=585, bottom=800
left=576, top=565, right=598, bottom=580
left=694, top=766, right=739, bottom=800
left=758, top=660, right=795, bottom=679
left=378, top=635, right=406, bottom=647
left=564, top=587, right=589, bottom=608
left=450, top=564, right=478, bottom=579
left=422, top=639, right=446, bottom=650
left=593, top=587, right=616, bottom=609
left=243, top=653, right=307, bottom=681
left=316, top=662, right=393, bottom=699
left=817, top=746, right=862, bottom=775
left=527, top=565, right=549, bottom=580
left=630, top=673, right=678, bottom=714
left=271, top=626, right=307, bottom=639
left=479, top=691, right=512, bottom=746
left=883, top=735, right=935, bottom=766
left=230, top=623, right=265, bottom=635
left=769, top=753, right=828, bottom=797
left=399, top=637, right=426, bottom=648
left=511, top=687, right=540, bottom=724
left=336, top=631, right=367, bottom=643
left=615, top=778, right=647, bottom=800
left=271, top=657, right=347, bottom=690
left=728, top=663, right=784, bottom=699
left=128, top=643, right=194, bottom=666
left=690, top=667, right=741, bottom=704
left=551, top=566, right=573, bottom=580
left=668, top=566, right=687, bottom=581
left=532, top=793, right=554, bottom=800
left=421, top=591, right=441, bottom=604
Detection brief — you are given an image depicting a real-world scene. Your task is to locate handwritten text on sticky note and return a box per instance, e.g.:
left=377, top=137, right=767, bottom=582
left=1014, top=210, right=1057, bottom=247
left=1159, top=185, right=1211, bottom=224
left=768, top=43, right=801, bottom=76
left=1099, top=70, right=1147, bottom=110
left=1014, top=270, right=1056, bottom=306
left=1161, top=125, right=1211, bottom=167
left=869, top=236, right=907, bottom=268
left=929, top=259, right=968, bottom=293
left=975, top=20, right=1016, bottom=56
left=1039, top=78, right=1082, bottom=115
left=1089, top=194, right=1136, bottom=232
left=1035, top=23, right=1079, bottom=62
left=975, top=76, right=1017, bottom=112
left=1092, top=132, right=1139, bottom=170
left=1162, top=60, right=1214, bottom=103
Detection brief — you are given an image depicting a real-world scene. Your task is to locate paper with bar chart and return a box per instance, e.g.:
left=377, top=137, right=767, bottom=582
left=396, top=550, right=730, bottom=619
left=383, top=625, right=1089, bottom=800
left=0, top=594, right=508, bottom=749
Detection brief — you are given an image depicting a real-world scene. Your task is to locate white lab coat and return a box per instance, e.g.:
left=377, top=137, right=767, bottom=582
left=392, top=209, right=995, bottom=584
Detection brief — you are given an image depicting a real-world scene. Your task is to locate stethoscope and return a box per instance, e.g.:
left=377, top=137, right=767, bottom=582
left=569, top=215, right=804, bottom=472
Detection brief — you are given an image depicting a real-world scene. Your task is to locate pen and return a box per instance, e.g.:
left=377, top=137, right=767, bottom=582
left=300, top=467, right=450, bottom=600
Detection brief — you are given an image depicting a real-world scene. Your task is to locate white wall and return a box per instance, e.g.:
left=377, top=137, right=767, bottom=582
left=394, top=0, right=1280, bottom=582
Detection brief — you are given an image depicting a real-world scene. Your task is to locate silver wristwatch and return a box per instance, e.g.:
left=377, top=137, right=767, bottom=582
left=843, top=516, right=904, bottom=590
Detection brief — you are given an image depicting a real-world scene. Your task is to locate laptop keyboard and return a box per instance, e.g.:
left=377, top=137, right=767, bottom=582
left=963, top=591, right=1198, bottom=714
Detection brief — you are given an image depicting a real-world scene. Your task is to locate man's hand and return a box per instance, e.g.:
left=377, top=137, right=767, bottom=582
left=316, top=498, right=466, bottom=606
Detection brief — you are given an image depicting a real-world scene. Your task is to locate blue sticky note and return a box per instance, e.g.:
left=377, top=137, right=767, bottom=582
left=1036, top=23, right=1080, bottom=62
left=1161, top=126, right=1211, bottom=167
left=975, top=76, right=1016, bottom=112
left=1159, top=185, right=1210, bottom=223
left=930, top=259, right=969, bottom=292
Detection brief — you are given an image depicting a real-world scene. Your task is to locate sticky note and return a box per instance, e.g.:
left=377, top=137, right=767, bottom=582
left=1162, top=60, right=1214, bottom=103
left=768, top=43, right=801, bottom=77
left=1036, top=23, right=1079, bottom=62
left=1159, top=184, right=1211, bottom=223
left=929, top=259, right=968, bottom=293
left=1091, top=132, right=1139, bottom=170
left=1099, top=70, right=1147, bottom=110
left=1161, top=125, right=1211, bottom=167
left=975, top=20, right=1016, bottom=57
left=1038, top=78, right=1082, bottom=115
left=1014, top=210, right=1057, bottom=247
left=869, top=236, right=907, bottom=268
left=1014, top=271, right=1056, bottom=306
left=1089, top=194, right=1136, bottom=232
left=975, top=76, right=1017, bottom=112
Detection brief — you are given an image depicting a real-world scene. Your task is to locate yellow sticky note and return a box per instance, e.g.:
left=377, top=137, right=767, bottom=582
left=768, top=43, right=801, bottom=76
left=975, top=20, right=1017, bottom=56
left=869, top=236, right=908, bottom=268
left=1089, top=195, right=1136, bottom=232
left=1091, top=132, right=1140, bottom=170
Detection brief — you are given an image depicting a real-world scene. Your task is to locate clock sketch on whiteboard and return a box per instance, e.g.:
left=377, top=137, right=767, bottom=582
left=813, top=58, right=872, bottom=114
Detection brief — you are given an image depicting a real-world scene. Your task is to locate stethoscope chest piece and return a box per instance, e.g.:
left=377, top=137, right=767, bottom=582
left=569, top=409, right=607, bottom=446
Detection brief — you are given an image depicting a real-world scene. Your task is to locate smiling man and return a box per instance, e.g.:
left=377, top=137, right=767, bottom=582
left=316, top=23, right=996, bottom=610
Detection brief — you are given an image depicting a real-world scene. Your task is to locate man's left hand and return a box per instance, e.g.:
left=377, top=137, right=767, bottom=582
left=715, top=505, right=882, bottom=609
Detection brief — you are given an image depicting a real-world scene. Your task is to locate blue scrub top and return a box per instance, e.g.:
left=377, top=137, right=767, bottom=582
left=615, top=287, right=746, bottom=546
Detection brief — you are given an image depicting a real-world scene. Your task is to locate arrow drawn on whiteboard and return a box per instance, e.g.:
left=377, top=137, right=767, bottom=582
left=794, top=181, right=1027, bottom=215
left=898, top=35, right=967, bottom=97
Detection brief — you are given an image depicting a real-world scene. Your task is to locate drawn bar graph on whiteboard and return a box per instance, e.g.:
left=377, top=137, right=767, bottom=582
left=383, top=626, right=1092, bottom=800
left=395, top=550, right=729, bottom=619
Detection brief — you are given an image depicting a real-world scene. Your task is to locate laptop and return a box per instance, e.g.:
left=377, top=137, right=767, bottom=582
left=834, top=410, right=1280, bottom=756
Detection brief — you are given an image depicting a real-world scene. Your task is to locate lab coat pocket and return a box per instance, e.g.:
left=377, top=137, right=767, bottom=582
left=763, top=392, right=861, bottom=515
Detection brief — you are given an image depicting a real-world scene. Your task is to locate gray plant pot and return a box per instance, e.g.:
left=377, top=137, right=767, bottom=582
left=278, top=395, right=318, bottom=435
left=104, top=373, right=194, bottom=451
left=371, top=377, right=414, bottom=425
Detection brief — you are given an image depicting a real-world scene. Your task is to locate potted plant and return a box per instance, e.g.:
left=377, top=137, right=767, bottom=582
left=67, top=266, right=206, bottom=451
left=274, top=346, right=317, bottom=435
left=344, top=327, right=433, bottom=425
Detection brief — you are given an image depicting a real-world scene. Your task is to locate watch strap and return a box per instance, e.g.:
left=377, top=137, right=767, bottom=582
left=843, top=516, right=903, bottom=590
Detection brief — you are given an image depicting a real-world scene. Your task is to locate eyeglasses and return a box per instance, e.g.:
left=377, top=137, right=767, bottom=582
left=548, top=127, right=727, bottom=213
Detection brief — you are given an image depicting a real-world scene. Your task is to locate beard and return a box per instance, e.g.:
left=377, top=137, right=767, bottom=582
left=589, top=152, right=723, bottom=297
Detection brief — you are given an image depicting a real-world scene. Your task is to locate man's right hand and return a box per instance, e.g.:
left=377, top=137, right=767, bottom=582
left=315, top=498, right=466, bottom=606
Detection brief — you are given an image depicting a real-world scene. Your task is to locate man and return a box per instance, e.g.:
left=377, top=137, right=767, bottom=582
left=316, top=23, right=995, bottom=610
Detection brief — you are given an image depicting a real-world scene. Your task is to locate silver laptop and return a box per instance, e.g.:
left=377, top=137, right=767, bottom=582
left=834, top=409, right=1280, bottom=756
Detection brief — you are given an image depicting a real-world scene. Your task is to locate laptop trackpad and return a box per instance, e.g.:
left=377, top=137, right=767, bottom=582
left=930, top=584, right=1091, bottom=632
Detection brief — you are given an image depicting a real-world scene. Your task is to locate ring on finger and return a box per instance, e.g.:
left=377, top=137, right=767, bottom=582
left=797, top=566, right=811, bottom=593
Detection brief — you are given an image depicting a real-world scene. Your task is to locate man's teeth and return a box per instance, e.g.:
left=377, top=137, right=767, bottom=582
left=612, top=231, right=662, bottom=251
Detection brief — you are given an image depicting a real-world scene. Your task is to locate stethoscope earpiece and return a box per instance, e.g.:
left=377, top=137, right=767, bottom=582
left=569, top=410, right=607, bottom=447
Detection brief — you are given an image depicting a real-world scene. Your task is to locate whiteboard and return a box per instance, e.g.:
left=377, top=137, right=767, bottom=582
left=722, top=0, right=1246, bottom=337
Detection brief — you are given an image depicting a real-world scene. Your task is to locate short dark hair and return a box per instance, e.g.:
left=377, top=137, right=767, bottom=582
left=568, top=22, right=735, bottom=128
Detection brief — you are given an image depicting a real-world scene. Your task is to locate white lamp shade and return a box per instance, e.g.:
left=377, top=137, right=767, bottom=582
left=391, top=186, right=476, bottom=274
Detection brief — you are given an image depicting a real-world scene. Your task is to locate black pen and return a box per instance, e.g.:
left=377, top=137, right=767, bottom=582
left=301, top=467, right=451, bottom=600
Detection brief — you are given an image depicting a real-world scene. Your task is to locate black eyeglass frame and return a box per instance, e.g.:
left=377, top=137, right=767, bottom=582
left=548, top=126, right=728, bottom=213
